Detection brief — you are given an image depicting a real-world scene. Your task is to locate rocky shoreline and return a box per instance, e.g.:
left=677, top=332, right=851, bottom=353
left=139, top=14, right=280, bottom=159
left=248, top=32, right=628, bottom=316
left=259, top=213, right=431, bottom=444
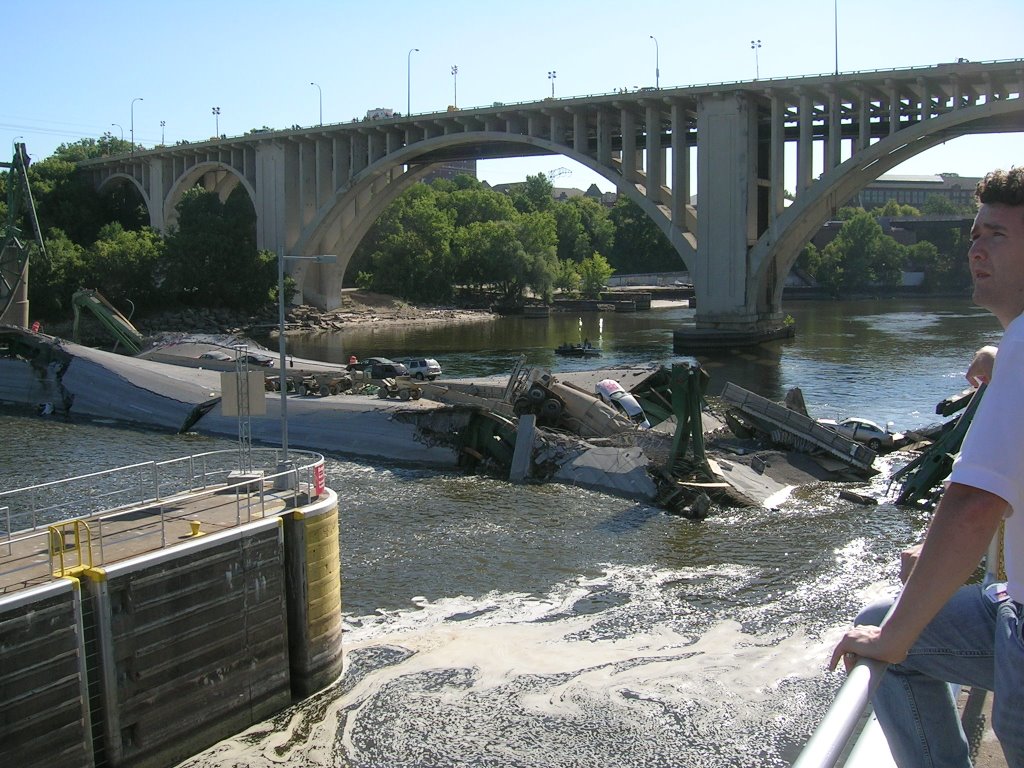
left=42, top=291, right=496, bottom=346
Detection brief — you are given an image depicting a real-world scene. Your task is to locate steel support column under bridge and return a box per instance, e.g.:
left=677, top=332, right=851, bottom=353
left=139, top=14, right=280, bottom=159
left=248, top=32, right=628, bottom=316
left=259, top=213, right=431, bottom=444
left=79, top=59, right=1024, bottom=343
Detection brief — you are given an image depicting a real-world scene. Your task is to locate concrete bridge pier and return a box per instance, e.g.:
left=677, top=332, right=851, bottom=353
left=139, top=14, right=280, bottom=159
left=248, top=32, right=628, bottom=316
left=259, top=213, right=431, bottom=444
left=675, top=93, right=790, bottom=350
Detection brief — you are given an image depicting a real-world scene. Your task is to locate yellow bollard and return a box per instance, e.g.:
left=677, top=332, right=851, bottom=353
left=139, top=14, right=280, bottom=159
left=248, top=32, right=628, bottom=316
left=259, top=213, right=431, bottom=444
left=189, top=520, right=203, bottom=537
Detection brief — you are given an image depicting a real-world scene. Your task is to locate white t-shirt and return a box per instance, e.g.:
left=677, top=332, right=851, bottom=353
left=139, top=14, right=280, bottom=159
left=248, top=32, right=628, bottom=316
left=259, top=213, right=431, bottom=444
left=950, top=314, right=1024, bottom=601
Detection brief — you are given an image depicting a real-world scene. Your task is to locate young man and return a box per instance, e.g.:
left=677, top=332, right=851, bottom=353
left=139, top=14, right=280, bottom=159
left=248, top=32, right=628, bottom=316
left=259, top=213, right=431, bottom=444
left=830, top=167, right=1024, bottom=768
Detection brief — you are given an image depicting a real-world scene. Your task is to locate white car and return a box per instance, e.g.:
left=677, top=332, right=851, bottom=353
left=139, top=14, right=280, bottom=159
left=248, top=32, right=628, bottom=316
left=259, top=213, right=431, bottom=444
left=403, top=358, right=442, bottom=380
left=816, top=417, right=898, bottom=451
left=595, top=379, right=651, bottom=429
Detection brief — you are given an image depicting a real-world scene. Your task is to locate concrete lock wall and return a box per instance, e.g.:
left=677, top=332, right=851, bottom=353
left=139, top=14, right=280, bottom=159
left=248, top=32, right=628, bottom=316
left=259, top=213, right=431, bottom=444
left=0, top=489, right=342, bottom=768
left=0, top=579, right=94, bottom=768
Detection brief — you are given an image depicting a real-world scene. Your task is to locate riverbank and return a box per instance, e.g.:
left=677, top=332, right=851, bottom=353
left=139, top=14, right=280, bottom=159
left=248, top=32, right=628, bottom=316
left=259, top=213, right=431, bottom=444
left=41, top=290, right=497, bottom=347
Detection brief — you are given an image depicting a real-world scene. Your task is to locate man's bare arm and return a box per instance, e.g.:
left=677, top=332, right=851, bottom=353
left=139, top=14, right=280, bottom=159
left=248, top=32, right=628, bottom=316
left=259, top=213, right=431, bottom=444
left=830, top=482, right=1006, bottom=670
left=967, top=345, right=998, bottom=387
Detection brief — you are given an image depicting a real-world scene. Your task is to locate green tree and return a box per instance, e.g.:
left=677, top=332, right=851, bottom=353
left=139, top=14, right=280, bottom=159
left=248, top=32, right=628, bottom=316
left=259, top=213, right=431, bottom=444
left=553, top=202, right=585, bottom=261
left=553, top=258, right=581, bottom=295
left=820, top=210, right=907, bottom=294
left=443, top=185, right=516, bottom=228
left=450, top=211, right=557, bottom=305
left=607, top=197, right=681, bottom=273
left=553, top=196, right=615, bottom=264
left=83, top=223, right=164, bottom=310
left=516, top=211, right=559, bottom=303
left=29, top=229, right=86, bottom=319
left=453, top=219, right=524, bottom=301
left=794, top=242, right=822, bottom=283
left=163, top=186, right=275, bottom=310
left=25, top=136, right=146, bottom=247
left=508, top=173, right=554, bottom=214
left=577, top=252, right=615, bottom=298
left=878, top=199, right=921, bottom=217
left=911, top=239, right=971, bottom=293
left=368, top=185, right=456, bottom=302
left=570, top=196, right=615, bottom=258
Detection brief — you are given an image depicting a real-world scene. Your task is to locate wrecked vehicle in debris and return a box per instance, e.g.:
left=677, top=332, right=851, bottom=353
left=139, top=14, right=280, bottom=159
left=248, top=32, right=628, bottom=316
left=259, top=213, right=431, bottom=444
left=815, top=417, right=900, bottom=451
left=2, top=322, right=934, bottom=523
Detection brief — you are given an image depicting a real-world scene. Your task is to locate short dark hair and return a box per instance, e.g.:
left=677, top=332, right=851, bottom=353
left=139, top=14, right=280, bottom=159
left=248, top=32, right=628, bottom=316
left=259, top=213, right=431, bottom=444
left=976, top=167, right=1024, bottom=206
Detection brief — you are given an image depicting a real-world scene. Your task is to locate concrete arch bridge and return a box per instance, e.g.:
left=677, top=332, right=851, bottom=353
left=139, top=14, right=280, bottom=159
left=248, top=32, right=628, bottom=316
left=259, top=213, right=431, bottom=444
left=79, top=59, right=1023, bottom=342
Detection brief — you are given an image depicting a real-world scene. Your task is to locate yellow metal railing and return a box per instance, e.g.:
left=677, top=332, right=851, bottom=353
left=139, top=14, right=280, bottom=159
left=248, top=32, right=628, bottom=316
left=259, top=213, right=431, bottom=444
left=48, top=519, right=93, bottom=576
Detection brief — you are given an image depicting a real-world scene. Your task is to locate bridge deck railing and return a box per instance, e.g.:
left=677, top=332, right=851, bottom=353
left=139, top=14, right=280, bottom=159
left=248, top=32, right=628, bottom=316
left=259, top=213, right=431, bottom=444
left=82, top=58, right=1023, bottom=159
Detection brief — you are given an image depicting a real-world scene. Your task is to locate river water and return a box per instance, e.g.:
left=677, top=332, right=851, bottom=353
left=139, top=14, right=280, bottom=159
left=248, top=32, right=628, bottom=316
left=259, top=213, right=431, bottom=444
left=0, top=298, right=1002, bottom=767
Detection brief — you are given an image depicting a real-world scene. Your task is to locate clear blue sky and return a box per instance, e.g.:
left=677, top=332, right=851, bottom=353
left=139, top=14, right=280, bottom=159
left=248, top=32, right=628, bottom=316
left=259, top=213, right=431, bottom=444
left=8, top=0, right=1022, bottom=191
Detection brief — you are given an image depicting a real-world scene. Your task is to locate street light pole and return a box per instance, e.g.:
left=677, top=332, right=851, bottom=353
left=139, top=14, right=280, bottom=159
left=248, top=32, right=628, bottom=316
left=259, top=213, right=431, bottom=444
left=649, top=35, right=660, bottom=89
left=833, top=0, right=839, bottom=76
left=750, top=39, right=762, bottom=80
left=160, top=120, right=165, bottom=145
left=548, top=70, right=557, bottom=98
left=212, top=106, right=220, bottom=137
left=407, top=47, right=419, bottom=115
left=277, top=253, right=336, bottom=466
left=310, top=82, right=322, bottom=126
left=451, top=65, right=458, bottom=107
left=111, top=123, right=124, bottom=142
left=130, top=97, right=143, bottom=153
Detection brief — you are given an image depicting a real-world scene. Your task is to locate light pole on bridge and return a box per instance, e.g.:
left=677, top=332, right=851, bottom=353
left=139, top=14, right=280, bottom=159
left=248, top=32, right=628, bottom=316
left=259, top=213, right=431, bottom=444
left=111, top=123, right=123, bottom=142
left=451, top=65, right=458, bottom=108
left=212, top=106, right=221, bottom=137
left=310, top=82, right=322, bottom=126
left=833, top=0, right=839, bottom=76
left=130, top=97, right=143, bottom=153
left=160, top=120, right=165, bottom=145
left=407, top=47, right=419, bottom=115
left=548, top=70, right=557, bottom=98
left=750, top=39, right=762, bottom=80
left=649, top=35, right=659, bottom=89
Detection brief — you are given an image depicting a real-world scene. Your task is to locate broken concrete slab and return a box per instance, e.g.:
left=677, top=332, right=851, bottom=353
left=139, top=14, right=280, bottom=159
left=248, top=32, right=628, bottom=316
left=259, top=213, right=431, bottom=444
left=547, top=444, right=658, bottom=501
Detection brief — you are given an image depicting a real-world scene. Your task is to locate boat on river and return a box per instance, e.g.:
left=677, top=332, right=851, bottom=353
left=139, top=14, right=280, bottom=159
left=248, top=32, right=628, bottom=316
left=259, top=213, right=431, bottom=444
left=555, top=342, right=601, bottom=358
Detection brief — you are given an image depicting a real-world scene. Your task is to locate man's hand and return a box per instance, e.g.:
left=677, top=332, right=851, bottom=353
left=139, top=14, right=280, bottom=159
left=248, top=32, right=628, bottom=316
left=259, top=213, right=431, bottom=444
left=829, top=625, right=908, bottom=672
left=967, top=345, right=998, bottom=387
left=900, top=543, right=923, bottom=583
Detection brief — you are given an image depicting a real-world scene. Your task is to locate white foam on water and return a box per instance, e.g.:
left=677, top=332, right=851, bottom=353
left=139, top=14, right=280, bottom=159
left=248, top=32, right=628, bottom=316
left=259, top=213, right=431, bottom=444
left=179, top=564, right=847, bottom=768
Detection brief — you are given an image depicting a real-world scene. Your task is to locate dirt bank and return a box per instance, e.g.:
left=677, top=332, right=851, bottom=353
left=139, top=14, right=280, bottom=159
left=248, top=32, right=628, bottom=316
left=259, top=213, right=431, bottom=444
left=277, top=291, right=496, bottom=334
left=42, top=291, right=496, bottom=346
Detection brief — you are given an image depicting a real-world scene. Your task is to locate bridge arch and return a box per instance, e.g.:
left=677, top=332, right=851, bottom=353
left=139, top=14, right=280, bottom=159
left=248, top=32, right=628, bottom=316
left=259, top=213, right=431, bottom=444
left=291, top=131, right=696, bottom=304
left=164, top=162, right=256, bottom=232
left=750, top=98, right=1024, bottom=316
left=96, top=173, right=152, bottom=225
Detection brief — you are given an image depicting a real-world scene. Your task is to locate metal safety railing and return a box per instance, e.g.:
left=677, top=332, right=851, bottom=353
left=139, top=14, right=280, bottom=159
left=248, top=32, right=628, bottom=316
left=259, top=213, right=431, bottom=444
left=0, top=448, right=322, bottom=533
left=0, top=449, right=327, bottom=592
left=793, top=534, right=1004, bottom=767
left=792, top=657, right=890, bottom=768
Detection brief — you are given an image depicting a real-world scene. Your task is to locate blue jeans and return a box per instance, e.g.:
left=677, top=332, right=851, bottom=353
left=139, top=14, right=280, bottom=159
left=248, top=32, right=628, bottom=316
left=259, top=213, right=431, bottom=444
left=856, top=587, right=1024, bottom=768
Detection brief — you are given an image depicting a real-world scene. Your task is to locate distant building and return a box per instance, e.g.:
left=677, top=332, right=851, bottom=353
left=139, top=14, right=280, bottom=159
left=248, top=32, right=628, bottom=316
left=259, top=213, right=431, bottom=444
left=489, top=181, right=618, bottom=207
left=552, top=186, right=586, bottom=202
left=422, top=159, right=478, bottom=184
left=849, top=172, right=981, bottom=210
